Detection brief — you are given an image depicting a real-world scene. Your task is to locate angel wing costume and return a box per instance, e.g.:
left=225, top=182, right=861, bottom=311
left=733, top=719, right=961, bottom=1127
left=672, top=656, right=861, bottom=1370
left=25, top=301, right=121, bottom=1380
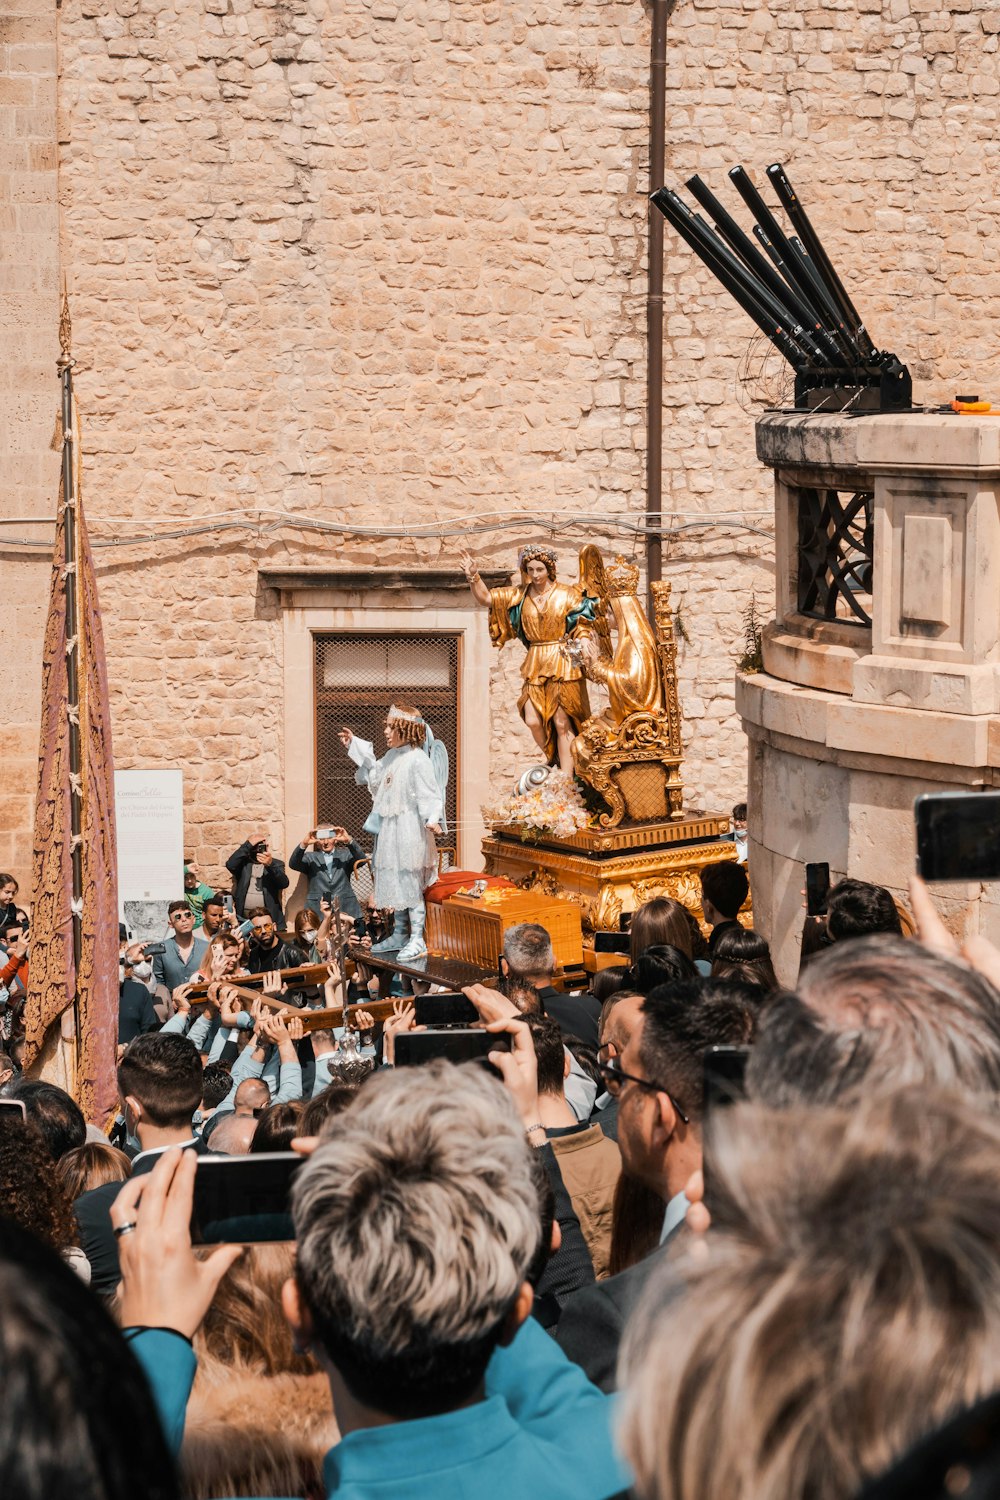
left=347, top=707, right=447, bottom=960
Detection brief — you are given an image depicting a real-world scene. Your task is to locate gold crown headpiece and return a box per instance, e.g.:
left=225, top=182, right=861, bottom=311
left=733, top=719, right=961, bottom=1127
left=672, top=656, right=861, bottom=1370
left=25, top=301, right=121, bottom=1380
left=518, top=545, right=557, bottom=573
left=606, top=555, right=640, bottom=597
left=387, top=704, right=424, bottom=724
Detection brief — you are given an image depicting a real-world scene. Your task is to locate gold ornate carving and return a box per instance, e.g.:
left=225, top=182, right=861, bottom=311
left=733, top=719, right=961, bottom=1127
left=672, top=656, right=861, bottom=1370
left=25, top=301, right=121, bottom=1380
left=589, top=885, right=624, bottom=932
left=569, top=550, right=687, bottom=827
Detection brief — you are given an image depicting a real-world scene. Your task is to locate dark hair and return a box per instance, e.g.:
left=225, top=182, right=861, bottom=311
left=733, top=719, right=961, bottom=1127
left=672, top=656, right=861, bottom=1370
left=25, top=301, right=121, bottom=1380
left=167, top=899, right=189, bottom=918
left=0, top=1216, right=179, bottom=1500
left=301, top=1082, right=362, bottom=1138
left=504, top=978, right=541, bottom=1015
left=700, top=862, right=750, bottom=920
left=200, top=1062, right=233, bottom=1112
left=0, top=1051, right=15, bottom=1080
left=639, top=979, right=756, bottom=1122
left=201, top=894, right=224, bottom=913
left=117, top=1033, right=203, bottom=1128
left=591, top=964, right=630, bottom=1005
left=245, top=906, right=270, bottom=922
left=0, top=874, right=18, bottom=895
left=630, top=943, right=697, bottom=996
left=711, top=926, right=778, bottom=995
left=250, top=1101, right=305, bottom=1154
left=526, top=1015, right=566, bottom=1097
left=629, top=897, right=694, bottom=963
left=0, top=1118, right=79, bottom=1254
left=731, top=802, right=747, bottom=822
left=827, top=879, right=902, bottom=941
left=7, top=1081, right=85, bottom=1162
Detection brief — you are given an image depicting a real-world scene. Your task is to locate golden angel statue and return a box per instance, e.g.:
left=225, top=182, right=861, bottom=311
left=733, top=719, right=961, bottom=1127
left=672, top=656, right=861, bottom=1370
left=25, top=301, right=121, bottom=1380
left=461, top=544, right=605, bottom=774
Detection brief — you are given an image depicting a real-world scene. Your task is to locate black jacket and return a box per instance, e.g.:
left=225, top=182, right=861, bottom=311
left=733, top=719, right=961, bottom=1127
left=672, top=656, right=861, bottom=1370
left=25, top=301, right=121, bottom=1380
left=225, top=841, right=289, bottom=925
left=246, top=939, right=305, bottom=977
left=554, top=1225, right=683, bottom=1392
left=118, top=979, right=159, bottom=1045
left=537, top=985, right=602, bottom=1048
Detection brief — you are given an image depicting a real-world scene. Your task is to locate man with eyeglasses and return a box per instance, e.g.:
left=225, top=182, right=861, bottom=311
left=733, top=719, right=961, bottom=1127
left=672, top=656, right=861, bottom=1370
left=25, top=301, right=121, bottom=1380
left=556, top=978, right=754, bottom=1392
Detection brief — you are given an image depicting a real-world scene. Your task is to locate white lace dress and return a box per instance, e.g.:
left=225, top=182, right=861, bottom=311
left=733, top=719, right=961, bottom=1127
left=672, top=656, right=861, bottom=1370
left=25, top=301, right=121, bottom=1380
left=347, top=740, right=443, bottom=909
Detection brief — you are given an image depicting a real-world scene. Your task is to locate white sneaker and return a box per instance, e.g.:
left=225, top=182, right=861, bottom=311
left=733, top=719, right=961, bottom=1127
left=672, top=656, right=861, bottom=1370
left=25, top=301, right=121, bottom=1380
left=396, top=938, right=427, bottom=963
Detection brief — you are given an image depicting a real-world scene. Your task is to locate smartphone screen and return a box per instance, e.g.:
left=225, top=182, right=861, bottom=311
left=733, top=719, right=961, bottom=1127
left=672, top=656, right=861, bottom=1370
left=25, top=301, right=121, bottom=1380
left=592, top=930, right=632, bottom=956
left=191, top=1153, right=302, bottom=1244
left=915, top=792, right=1000, bottom=883
left=412, top=993, right=479, bottom=1027
left=805, top=861, right=830, bottom=917
left=394, top=1028, right=512, bottom=1069
left=0, top=1099, right=26, bottom=1124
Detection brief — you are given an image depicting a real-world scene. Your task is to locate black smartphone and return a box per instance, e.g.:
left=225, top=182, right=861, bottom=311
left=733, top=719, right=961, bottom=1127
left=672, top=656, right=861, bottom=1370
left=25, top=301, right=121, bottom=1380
left=703, top=1044, right=750, bottom=1113
left=593, top=929, right=632, bottom=956
left=805, top=861, right=830, bottom=917
left=412, top=993, right=479, bottom=1027
left=191, top=1153, right=302, bottom=1244
left=142, top=942, right=166, bottom=957
left=701, top=1045, right=751, bottom=1220
left=915, top=791, right=1000, bottom=883
left=393, top=1028, right=512, bottom=1069
left=0, top=1099, right=27, bottom=1124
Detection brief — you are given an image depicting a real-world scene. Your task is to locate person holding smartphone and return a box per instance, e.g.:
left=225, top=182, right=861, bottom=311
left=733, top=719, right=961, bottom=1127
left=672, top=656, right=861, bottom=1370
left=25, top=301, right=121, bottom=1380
left=288, top=826, right=365, bottom=924
left=225, top=834, right=290, bottom=926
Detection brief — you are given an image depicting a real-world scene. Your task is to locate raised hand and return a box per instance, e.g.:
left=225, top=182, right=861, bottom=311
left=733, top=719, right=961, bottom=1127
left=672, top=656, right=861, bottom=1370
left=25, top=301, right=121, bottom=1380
left=382, top=998, right=417, bottom=1066
left=114, top=1148, right=242, bottom=1340
left=171, top=982, right=194, bottom=1015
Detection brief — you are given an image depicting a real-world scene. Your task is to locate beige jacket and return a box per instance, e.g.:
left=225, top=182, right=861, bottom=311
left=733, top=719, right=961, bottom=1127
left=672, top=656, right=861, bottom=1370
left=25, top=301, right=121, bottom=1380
left=549, top=1123, right=621, bottom=1280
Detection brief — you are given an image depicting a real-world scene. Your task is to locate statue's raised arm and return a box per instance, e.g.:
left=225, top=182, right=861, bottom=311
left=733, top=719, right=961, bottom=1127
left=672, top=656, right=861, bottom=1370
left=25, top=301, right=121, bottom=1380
left=462, top=545, right=599, bottom=775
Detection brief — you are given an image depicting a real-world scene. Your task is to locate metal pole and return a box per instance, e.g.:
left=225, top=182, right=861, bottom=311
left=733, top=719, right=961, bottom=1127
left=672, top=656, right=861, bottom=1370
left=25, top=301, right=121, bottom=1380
left=645, top=0, right=668, bottom=619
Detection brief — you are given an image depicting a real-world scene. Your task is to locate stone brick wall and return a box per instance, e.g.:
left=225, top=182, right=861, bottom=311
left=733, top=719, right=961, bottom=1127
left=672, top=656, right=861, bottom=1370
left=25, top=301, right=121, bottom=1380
left=0, top=0, right=59, bottom=879
left=5, top=0, right=998, bottom=888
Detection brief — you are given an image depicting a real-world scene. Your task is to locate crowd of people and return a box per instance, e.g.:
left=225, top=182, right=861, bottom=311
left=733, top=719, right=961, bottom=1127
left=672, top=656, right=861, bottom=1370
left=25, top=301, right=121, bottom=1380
left=4, top=812, right=1000, bottom=1500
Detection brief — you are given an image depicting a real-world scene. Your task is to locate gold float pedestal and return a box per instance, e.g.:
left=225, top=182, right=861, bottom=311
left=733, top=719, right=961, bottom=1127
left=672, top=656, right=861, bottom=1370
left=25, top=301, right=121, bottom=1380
left=482, top=815, right=744, bottom=966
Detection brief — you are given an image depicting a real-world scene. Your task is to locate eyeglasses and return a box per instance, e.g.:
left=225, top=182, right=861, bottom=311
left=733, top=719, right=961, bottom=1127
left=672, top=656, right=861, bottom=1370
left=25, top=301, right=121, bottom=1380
left=597, top=1058, right=690, bottom=1124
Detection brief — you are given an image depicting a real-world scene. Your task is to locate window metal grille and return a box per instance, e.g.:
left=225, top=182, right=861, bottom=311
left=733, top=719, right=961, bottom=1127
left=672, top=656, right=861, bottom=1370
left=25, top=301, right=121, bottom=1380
left=797, top=485, right=874, bottom=626
left=314, top=632, right=460, bottom=856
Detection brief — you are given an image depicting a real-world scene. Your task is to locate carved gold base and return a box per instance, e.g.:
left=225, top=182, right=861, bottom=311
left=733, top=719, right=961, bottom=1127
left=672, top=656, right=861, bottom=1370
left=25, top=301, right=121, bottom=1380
left=482, top=817, right=746, bottom=937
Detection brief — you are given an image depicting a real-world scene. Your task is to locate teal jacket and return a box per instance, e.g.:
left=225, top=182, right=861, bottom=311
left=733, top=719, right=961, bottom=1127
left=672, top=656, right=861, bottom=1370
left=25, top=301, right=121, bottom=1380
left=129, top=1317, right=630, bottom=1499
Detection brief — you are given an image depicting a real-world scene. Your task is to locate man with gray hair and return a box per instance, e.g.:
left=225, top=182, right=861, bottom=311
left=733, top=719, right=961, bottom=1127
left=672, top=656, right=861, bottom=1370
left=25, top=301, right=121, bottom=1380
left=279, top=1058, right=628, bottom=1496
left=748, top=933, right=1000, bottom=1107
left=503, top=921, right=602, bottom=1046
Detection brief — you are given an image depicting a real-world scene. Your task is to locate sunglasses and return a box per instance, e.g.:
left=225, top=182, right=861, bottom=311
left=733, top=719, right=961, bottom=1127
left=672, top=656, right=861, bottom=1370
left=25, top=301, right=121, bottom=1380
left=597, top=1058, right=690, bottom=1124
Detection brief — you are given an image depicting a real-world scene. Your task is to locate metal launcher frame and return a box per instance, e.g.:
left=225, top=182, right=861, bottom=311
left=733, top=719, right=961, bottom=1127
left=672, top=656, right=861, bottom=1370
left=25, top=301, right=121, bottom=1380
left=651, top=164, right=911, bottom=414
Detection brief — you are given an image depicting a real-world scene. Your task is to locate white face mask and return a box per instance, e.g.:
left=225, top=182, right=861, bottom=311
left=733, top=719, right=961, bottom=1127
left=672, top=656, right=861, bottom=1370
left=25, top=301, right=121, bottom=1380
left=132, top=960, right=153, bottom=981
left=734, top=829, right=748, bottom=848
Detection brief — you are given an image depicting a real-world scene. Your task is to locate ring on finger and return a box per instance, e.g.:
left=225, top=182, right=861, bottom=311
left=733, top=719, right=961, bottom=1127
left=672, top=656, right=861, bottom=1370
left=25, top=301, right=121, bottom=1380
left=113, top=1221, right=138, bottom=1239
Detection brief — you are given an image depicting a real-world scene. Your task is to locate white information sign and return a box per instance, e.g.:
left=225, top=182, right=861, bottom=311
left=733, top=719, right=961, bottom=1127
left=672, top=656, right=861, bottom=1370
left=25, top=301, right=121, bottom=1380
left=114, top=769, right=184, bottom=919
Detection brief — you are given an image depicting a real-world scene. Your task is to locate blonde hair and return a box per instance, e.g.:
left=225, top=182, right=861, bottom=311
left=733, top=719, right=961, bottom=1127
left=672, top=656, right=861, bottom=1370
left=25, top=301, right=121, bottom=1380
left=389, top=705, right=427, bottom=748
left=184, top=1243, right=335, bottom=1499
left=293, top=1060, right=540, bottom=1411
left=56, top=1142, right=131, bottom=1202
left=620, top=1089, right=1000, bottom=1500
